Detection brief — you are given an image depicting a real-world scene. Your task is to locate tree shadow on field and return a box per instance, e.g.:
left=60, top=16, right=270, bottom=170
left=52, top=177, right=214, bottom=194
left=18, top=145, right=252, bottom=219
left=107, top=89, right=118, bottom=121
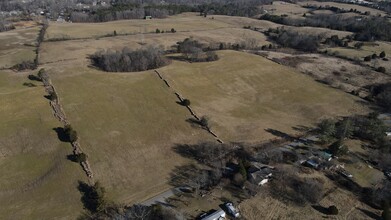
left=265, top=128, right=295, bottom=141
left=77, top=181, right=98, bottom=213
left=311, top=205, right=329, bottom=215
left=66, top=154, right=78, bottom=163
left=53, top=127, right=68, bottom=142
left=186, top=118, right=203, bottom=128
left=357, top=208, right=381, bottom=220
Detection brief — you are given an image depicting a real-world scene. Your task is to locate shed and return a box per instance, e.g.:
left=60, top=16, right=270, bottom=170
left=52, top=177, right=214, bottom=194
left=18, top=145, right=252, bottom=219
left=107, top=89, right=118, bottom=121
left=144, top=16, right=152, bottom=19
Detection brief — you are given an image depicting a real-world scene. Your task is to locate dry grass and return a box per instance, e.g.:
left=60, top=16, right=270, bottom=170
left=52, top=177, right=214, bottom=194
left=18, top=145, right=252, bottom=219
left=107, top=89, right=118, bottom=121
left=40, top=27, right=269, bottom=64
left=263, top=1, right=311, bottom=16
left=0, top=71, right=86, bottom=219
left=46, top=13, right=234, bottom=40
left=160, top=50, right=367, bottom=143
left=298, top=1, right=386, bottom=16
left=241, top=186, right=381, bottom=220
left=325, top=41, right=391, bottom=73
left=0, top=27, right=39, bottom=68
left=40, top=62, right=215, bottom=203
left=263, top=51, right=390, bottom=97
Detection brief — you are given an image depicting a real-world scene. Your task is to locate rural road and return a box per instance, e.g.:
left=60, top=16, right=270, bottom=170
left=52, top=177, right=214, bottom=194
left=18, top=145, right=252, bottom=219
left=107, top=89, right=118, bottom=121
left=141, top=187, right=182, bottom=206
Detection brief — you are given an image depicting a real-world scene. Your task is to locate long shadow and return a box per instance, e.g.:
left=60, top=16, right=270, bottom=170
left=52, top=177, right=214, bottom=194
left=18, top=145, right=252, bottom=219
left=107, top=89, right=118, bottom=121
left=265, top=128, right=295, bottom=141
left=186, top=118, right=204, bottom=128
left=53, top=127, right=69, bottom=142
left=77, top=181, right=98, bottom=213
left=311, top=205, right=329, bottom=215
left=357, top=208, right=381, bottom=220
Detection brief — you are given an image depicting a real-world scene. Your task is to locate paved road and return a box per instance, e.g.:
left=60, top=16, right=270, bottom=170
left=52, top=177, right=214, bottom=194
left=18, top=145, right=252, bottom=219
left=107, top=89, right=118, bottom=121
left=141, top=187, right=181, bottom=206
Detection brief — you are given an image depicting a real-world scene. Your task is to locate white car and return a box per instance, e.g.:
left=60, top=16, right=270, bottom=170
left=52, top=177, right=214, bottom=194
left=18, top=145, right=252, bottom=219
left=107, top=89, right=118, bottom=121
left=224, top=202, right=240, bottom=218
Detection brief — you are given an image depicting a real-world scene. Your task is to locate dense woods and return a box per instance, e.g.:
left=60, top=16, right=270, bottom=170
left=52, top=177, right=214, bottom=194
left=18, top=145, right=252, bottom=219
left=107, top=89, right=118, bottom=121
left=89, top=46, right=169, bottom=72
left=266, top=28, right=320, bottom=52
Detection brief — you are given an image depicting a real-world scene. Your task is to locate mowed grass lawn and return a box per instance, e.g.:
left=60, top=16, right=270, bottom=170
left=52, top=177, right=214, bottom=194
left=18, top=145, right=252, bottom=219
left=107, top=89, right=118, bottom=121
left=0, top=27, right=39, bottom=68
left=0, top=71, right=86, bottom=220
left=160, top=50, right=367, bottom=142
left=45, top=65, right=214, bottom=203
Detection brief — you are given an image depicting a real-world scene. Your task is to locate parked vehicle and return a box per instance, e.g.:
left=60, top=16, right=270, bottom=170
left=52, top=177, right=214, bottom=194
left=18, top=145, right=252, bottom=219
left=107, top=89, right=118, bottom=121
left=224, top=202, right=240, bottom=218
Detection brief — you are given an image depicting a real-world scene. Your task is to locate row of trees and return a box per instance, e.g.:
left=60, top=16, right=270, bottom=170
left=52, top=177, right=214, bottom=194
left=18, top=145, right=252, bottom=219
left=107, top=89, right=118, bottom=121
left=318, top=113, right=390, bottom=155
left=260, top=13, right=391, bottom=42
left=90, top=46, right=169, bottom=72
left=266, top=28, right=321, bottom=52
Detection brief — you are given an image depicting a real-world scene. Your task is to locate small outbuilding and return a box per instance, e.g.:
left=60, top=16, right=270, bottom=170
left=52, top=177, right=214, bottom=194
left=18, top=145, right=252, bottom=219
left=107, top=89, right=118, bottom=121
left=200, top=209, right=226, bottom=220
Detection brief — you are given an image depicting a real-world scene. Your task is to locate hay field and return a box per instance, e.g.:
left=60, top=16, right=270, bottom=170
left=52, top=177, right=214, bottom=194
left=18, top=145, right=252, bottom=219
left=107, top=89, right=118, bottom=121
left=41, top=62, right=215, bottom=203
left=45, top=13, right=234, bottom=40
left=160, top=50, right=366, bottom=143
left=0, top=26, right=39, bottom=68
left=40, top=27, right=269, bottom=64
left=0, top=71, right=86, bottom=219
left=262, top=1, right=310, bottom=16
left=298, top=1, right=386, bottom=16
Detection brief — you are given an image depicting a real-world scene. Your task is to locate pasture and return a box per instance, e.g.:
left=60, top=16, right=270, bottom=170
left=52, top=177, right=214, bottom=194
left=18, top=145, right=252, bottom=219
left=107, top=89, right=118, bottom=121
left=0, top=71, right=86, bottom=219
left=41, top=61, right=215, bottom=203
left=0, top=26, right=39, bottom=68
left=159, top=50, right=366, bottom=143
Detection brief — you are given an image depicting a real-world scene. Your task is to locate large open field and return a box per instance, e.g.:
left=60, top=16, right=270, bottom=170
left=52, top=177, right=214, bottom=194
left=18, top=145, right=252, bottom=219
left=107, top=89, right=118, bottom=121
left=40, top=61, right=215, bottom=202
left=0, top=26, right=39, bottom=68
left=0, top=10, right=378, bottom=218
left=159, top=50, right=366, bottom=142
left=0, top=71, right=86, bottom=219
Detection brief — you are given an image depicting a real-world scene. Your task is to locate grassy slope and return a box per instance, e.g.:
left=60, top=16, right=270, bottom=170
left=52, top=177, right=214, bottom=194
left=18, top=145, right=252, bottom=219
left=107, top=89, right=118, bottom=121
left=0, top=71, right=86, bottom=220
left=0, top=27, right=39, bottom=68
left=160, top=50, right=366, bottom=142
left=45, top=64, right=214, bottom=203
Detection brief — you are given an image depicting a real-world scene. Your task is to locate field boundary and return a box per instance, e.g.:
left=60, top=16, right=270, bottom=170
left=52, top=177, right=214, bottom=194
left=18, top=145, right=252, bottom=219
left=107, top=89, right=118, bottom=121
left=154, top=69, right=223, bottom=143
left=40, top=70, right=94, bottom=180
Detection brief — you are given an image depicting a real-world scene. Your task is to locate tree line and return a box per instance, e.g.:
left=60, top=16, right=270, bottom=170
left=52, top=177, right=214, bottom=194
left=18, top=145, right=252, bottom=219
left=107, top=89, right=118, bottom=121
left=260, top=13, right=391, bottom=42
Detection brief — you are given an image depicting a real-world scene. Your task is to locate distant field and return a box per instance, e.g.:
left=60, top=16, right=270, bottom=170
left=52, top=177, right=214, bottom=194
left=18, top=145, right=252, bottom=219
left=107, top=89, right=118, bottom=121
left=160, top=50, right=366, bottom=143
left=285, top=26, right=352, bottom=38
left=46, top=13, right=234, bottom=40
left=298, top=1, right=386, bottom=16
left=41, top=62, right=215, bottom=203
left=263, top=1, right=310, bottom=16
left=325, top=41, right=391, bottom=72
left=0, top=71, right=86, bottom=219
left=0, top=27, right=39, bottom=68
left=40, top=27, right=269, bottom=64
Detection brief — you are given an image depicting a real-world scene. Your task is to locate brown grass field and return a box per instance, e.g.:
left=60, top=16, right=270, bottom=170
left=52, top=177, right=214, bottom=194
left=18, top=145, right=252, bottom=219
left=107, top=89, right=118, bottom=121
left=0, top=71, right=86, bottom=220
left=40, top=61, right=215, bottom=203
left=159, top=50, right=367, bottom=143
left=0, top=26, right=39, bottom=68
left=0, top=12, right=379, bottom=219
